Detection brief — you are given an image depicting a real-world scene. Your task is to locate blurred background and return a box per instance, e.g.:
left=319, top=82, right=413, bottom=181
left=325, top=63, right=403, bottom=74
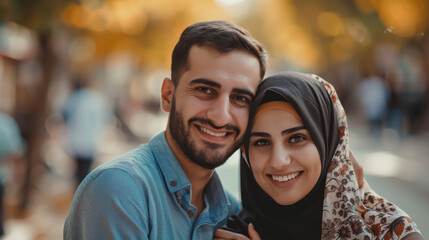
left=0, top=0, right=428, bottom=239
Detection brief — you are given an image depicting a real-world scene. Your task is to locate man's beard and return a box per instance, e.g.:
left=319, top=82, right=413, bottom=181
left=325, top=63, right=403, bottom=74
left=169, top=97, right=242, bottom=169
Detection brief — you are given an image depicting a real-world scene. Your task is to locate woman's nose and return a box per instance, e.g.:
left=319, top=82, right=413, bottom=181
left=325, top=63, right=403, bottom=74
left=270, top=145, right=291, bottom=169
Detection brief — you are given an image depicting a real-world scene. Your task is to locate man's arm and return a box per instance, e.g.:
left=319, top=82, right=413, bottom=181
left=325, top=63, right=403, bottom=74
left=224, top=190, right=241, bottom=215
left=64, top=169, right=149, bottom=240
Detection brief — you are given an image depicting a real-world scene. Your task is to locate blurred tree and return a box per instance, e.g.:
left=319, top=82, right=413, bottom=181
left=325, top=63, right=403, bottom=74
left=0, top=0, right=77, bottom=210
left=59, top=0, right=229, bottom=69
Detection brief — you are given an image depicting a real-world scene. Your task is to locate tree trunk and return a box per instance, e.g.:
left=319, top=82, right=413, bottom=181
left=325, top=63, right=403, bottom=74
left=20, top=31, right=54, bottom=210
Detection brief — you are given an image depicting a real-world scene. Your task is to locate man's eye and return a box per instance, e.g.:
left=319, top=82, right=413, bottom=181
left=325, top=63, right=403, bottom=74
left=289, top=135, right=305, bottom=143
left=233, top=95, right=250, bottom=103
left=197, top=87, right=213, bottom=94
left=253, top=139, right=270, bottom=146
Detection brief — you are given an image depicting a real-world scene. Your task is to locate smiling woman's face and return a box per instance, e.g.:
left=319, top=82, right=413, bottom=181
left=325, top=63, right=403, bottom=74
left=248, top=108, right=321, bottom=205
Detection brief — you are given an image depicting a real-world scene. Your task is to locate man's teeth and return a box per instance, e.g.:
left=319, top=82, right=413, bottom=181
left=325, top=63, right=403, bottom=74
left=272, top=172, right=300, bottom=182
left=199, top=127, right=227, bottom=137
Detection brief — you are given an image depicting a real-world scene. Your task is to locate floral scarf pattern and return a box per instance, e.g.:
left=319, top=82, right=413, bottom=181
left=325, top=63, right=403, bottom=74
left=313, top=74, right=421, bottom=239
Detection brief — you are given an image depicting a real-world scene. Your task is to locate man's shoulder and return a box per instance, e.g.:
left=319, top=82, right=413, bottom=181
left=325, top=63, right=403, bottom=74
left=71, top=144, right=165, bottom=206
left=64, top=146, right=158, bottom=240
left=94, top=144, right=159, bottom=177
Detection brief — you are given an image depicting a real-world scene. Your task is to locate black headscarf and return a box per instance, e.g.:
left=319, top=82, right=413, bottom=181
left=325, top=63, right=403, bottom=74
left=224, top=72, right=339, bottom=239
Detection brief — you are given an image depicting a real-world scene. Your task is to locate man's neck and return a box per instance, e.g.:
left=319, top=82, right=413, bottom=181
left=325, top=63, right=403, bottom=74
left=164, top=130, right=214, bottom=216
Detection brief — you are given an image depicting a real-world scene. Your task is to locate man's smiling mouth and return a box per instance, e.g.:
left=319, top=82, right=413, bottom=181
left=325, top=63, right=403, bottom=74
left=199, top=126, right=228, bottom=137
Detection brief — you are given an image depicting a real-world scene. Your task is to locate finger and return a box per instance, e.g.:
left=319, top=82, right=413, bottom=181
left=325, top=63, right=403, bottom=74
left=248, top=223, right=262, bottom=240
left=214, top=229, right=249, bottom=240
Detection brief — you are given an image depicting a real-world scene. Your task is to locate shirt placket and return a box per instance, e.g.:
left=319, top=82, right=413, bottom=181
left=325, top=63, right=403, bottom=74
left=171, top=183, right=196, bottom=221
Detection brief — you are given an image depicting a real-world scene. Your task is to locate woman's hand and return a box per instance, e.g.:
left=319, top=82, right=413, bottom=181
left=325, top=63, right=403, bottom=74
left=350, top=150, right=364, bottom=189
left=214, top=223, right=261, bottom=240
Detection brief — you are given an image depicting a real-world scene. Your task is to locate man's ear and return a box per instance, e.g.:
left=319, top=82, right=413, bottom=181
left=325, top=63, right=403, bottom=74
left=161, top=77, right=174, bottom=112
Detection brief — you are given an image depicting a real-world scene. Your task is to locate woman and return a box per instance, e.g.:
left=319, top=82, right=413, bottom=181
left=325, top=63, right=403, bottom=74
left=214, top=72, right=421, bottom=239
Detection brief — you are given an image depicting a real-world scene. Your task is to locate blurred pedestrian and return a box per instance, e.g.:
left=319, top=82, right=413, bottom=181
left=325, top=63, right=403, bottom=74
left=0, top=110, right=25, bottom=237
left=61, top=75, right=114, bottom=188
left=396, top=46, right=427, bottom=135
left=357, top=74, right=390, bottom=136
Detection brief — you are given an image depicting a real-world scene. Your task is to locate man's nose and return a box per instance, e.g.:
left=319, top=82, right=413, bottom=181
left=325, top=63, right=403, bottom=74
left=207, top=95, right=232, bottom=127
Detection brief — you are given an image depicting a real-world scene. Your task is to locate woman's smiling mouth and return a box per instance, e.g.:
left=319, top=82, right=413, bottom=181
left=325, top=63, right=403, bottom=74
left=269, top=171, right=302, bottom=182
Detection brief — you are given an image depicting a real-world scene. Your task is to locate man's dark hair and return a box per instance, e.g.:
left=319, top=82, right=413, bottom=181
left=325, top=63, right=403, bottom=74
left=171, top=20, right=267, bottom=85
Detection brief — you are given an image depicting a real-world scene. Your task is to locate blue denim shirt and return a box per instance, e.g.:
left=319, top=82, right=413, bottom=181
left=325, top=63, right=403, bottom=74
left=64, top=131, right=240, bottom=240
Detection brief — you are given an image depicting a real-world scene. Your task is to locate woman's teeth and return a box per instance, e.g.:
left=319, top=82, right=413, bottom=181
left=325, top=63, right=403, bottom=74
left=271, top=172, right=300, bottom=182
left=199, top=126, right=227, bottom=137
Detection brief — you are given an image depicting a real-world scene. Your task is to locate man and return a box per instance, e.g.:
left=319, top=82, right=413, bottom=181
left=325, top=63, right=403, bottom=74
left=64, top=20, right=267, bottom=240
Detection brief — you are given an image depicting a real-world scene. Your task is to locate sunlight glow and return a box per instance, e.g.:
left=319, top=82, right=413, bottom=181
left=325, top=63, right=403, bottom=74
left=215, top=0, right=248, bottom=7
left=317, top=12, right=344, bottom=36
left=378, top=0, right=427, bottom=37
left=360, top=151, right=422, bottom=181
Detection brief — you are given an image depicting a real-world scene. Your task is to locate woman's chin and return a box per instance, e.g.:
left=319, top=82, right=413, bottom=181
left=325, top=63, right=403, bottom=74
left=271, top=196, right=298, bottom=206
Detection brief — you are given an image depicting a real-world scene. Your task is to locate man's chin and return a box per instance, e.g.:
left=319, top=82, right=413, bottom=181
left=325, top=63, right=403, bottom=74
left=193, top=158, right=227, bottom=170
left=191, top=149, right=231, bottom=169
left=187, top=135, right=242, bottom=169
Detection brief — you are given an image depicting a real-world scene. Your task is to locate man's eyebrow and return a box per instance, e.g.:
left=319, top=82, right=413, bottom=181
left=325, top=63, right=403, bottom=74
left=189, top=78, right=255, bottom=99
left=189, top=79, right=220, bottom=88
left=233, top=88, right=255, bottom=99
left=281, top=126, right=305, bottom=135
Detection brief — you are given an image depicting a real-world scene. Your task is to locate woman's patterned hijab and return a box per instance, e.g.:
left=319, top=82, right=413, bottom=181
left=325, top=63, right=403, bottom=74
left=238, top=72, right=420, bottom=239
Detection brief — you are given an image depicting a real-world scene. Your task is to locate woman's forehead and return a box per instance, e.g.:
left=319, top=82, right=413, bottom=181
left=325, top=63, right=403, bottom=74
left=252, top=109, right=302, bottom=131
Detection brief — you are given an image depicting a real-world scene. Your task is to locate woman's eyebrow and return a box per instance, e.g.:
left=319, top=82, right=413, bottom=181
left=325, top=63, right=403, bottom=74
left=250, top=132, right=270, bottom=138
left=250, top=126, right=305, bottom=138
left=281, top=126, right=305, bottom=135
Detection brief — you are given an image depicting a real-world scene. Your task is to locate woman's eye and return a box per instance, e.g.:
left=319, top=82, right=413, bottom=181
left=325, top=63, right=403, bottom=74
left=289, top=135, right=305, bottom=143
left=253, top=139, right=270, bottom=146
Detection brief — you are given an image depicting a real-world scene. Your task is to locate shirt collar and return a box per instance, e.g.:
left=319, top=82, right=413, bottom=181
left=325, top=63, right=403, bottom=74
left=149, top=131, right=231, bottom=219
left=149, top=131, right=191, bottom=193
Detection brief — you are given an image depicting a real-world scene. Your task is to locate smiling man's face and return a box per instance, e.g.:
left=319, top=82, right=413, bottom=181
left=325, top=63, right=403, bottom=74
left=162, top=45, right=260, bottom=169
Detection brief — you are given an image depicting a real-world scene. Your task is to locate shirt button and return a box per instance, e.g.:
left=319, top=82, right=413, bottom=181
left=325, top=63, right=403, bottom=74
left=187, top=210, right=194, bottom=219
left=170, top=180, right=177, bottom=187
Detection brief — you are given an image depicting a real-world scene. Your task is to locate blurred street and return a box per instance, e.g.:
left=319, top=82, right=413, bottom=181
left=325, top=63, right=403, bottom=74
left=1, top=118, right=427, bottom=239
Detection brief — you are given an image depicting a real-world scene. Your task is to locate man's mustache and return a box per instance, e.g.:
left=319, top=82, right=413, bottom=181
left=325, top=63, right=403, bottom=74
left=188, top=117, right=240, bottom=135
